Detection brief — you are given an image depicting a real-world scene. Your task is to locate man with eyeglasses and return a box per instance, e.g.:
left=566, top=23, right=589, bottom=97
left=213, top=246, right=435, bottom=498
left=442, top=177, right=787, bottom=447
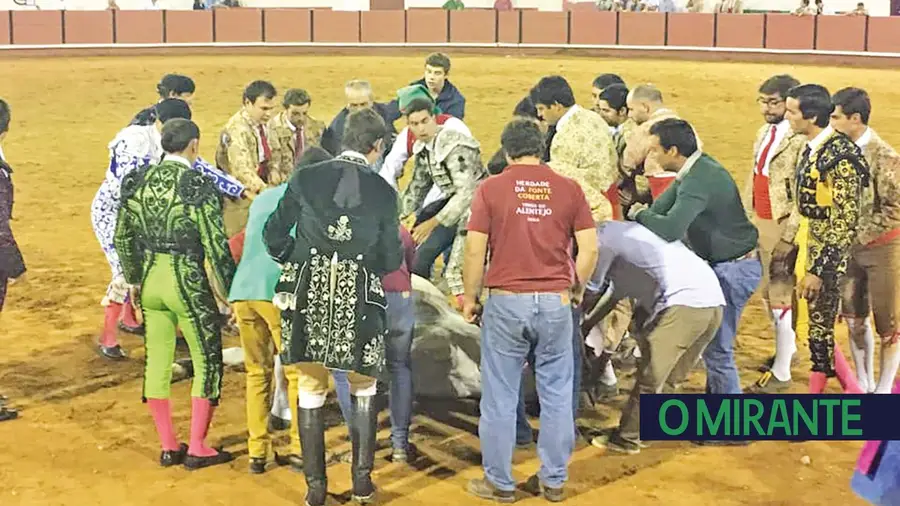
left=744, top=75, right=808, bottom=393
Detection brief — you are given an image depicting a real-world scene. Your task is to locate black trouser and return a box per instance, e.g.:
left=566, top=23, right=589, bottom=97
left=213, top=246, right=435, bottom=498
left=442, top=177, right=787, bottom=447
left=412, top=197, right=456, bottom=279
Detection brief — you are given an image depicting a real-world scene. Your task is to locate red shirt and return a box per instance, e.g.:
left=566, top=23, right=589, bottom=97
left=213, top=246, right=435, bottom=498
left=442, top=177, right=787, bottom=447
left=467, top=163, right=594, bottom=293
left=382, top=226, right=416, bottom=293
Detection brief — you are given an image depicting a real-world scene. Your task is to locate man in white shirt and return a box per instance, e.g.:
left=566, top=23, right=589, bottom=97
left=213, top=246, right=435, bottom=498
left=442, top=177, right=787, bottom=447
left=583, top=221, right=725, bottom=454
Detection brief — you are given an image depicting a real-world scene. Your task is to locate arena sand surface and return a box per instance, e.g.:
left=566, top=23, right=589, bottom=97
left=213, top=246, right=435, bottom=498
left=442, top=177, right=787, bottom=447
left=1, top=53, right=898, bottom=505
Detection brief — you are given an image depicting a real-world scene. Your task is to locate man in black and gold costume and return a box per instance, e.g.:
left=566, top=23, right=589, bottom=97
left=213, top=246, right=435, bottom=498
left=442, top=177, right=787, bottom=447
left=780, top=84, right=870, bottom=394
left=264, top=108, right=402, bottom=506
left=115, top=118, right=236, bottom=470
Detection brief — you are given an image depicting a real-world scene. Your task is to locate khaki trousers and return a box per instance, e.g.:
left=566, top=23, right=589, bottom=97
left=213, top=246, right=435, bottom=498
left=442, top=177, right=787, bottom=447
left=618, top=305, right=724, bottom=442
left=223, top=198, right=252, bottom=238
left=233, top=300, right=301, bottom=458
left=753, top=214, right=796, bottom=309
left=840, top=235, right=900, bottom=339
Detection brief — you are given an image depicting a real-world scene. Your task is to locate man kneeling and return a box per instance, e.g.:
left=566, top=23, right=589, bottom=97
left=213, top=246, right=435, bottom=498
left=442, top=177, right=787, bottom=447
left=584, top=220, right=725, bottom=454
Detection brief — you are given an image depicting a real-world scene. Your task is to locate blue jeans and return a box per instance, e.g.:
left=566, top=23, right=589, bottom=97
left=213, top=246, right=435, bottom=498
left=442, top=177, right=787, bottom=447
left=703, top=256, right=763, bottom=394
left=515, top=306, right=582, bottom=444
left=479, top=293, right=575, bottom=491
left=332, top=292, right=416, bottom=449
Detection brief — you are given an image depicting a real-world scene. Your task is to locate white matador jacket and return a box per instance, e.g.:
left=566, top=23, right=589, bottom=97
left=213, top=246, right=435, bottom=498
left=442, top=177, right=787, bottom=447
left=400, top=127, right=487, bottom=296
left=90, top=124, right=244, bottom=305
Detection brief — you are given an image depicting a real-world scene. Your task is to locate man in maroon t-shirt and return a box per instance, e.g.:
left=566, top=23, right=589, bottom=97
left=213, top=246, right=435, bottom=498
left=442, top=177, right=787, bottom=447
left=462, top=118, right=598, bottom=502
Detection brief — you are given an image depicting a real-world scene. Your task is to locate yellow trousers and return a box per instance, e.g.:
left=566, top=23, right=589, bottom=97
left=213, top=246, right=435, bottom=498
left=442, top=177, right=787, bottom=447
left=233, top=300, right=301, bottom=459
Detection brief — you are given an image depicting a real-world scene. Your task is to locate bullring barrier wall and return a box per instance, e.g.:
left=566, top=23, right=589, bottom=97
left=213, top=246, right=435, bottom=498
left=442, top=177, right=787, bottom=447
left=1, top=9, right=899, bottom=60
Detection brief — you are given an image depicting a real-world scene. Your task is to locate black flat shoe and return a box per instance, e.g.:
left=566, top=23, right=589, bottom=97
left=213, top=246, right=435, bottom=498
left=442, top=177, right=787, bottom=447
left=0, top=407, right=18, bottom=422
left=183, top=449, right=234, bottom=471
left=274, top=452, right=303, bottom=473
left=118, top=322, right=146, bottom=336
left=249, top=457, right=267, bottom=474
left=98, top=344, right=127, bottom=360
left=160, top=443, right=188, bottom=467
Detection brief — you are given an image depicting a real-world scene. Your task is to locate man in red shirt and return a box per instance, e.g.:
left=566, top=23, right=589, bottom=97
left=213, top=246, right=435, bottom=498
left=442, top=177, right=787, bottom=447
left=462, top=118, right=598, bottom=502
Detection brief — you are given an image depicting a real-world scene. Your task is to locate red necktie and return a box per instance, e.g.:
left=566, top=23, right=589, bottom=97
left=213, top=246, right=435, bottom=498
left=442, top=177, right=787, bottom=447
left=294, top=128, right=305, bottom=166
left=257, top=125, right=272, bottom=181
left=753, top=126, right=777, bottom=219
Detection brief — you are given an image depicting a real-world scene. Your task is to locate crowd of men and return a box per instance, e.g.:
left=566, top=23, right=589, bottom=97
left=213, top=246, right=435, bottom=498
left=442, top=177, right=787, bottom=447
left=0, top=51, right=898, bottom=504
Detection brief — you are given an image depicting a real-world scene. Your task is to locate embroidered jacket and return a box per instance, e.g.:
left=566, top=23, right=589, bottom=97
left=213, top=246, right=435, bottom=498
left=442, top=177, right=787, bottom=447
left=855, top=128, right=900, bottom=246
left=215, top=109, right=284, bottom=196
left=795, top=130, right=870, bottom=280
left=0, top=156, right=25, bottom=281
left=613, top=118, right=637, bottom=163
left=741, top=123, right=807, bottom=223
left=263, top=153, right=402, bottom=377
left=267, top=110, right=325, bottom=178
left=548, top=106, right=618, bottom=222
left=401, top=127, right=486, bottom=296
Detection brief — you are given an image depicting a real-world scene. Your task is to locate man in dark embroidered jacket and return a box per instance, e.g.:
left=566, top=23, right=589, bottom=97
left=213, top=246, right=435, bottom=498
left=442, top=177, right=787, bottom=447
left=781, top=84, right=870, bottom=394
left=115, top=119, right=236, bottom=470
left=264, top=108, right=402, bottom=506
left=0, top=98, right=24, bottom=422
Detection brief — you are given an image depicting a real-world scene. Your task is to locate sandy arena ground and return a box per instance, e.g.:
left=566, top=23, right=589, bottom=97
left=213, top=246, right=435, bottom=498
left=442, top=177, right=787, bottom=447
left=1, top=53, right=899, bottom=505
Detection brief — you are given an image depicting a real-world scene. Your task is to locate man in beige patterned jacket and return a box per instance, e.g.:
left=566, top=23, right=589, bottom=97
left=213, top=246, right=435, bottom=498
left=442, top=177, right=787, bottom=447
left=215, top=80, right=282, bottom=237
left=267, top=88, right=325, bottom=175
left=529, top=75, right=617, bottom=414
left=745, top=75, right=808, bottom=393
left=530, top=75, right=618, bottom=223
left=619, top=84, right=701, bottom=208
left=830, top=87, right=900, bottom=394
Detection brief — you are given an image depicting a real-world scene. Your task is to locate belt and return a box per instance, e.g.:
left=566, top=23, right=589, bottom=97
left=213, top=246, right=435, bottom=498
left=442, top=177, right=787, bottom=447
left=487, top=288, right=571, bottom=305
left=714, top=247, right=759, bottom=265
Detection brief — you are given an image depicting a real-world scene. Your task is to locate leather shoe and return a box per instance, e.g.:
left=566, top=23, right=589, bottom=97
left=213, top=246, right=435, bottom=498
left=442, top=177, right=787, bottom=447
left=184, top=449, right=234, bottom=471
left=99, top=344, right=127, bottom=360
left=160, top=443, right=188, bottom=467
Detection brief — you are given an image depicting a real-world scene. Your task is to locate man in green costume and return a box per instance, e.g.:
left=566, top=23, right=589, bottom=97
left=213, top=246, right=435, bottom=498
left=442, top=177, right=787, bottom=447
left=114, top=118, right=236, bottom=470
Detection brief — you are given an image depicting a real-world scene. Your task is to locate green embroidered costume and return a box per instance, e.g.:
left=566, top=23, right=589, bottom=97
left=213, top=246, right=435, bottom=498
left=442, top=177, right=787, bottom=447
left=114, top=157, right=236, bottom=403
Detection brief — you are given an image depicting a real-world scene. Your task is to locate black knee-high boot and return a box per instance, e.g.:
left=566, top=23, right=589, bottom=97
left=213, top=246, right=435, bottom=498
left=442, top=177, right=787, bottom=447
left=298, top=407, right=328, bottom=506
left=350, top=394, right=377, bottom=504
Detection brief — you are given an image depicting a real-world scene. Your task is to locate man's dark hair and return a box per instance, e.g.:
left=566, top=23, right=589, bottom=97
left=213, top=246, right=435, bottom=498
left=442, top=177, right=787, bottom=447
left=649, top=118, right=698, bottom=158
left=342, top=108, right=387, bottom=154
left=161, top=118, right=200, bottom=154
left=592, top=73, right=625, bottom=90
left=599, top=84, right=629, bottom=111
left=403, top=97, right=436, bottom=118
left=283, top=88, right=312, bottom=108
left=787, top=84, right=833, bottom=128
left=0, top=99, right=9, bottom=136
left=243, top=80, right=277, bottom=105
left=425, top=52, right=451, bottom=73
left=758, top=74, right=800, bottom=98
left=513, top=96, right=538, bottom=119
left=501, top=118, right=546, bottom=160
left=295, top=146, right=332, bottom=172
left=530, top=76, right=576, bottom=108
left=832, top=87, right=871, bottom=125
left=156, top=98, right=192, bottom=123
left=157, top=74, right=195, bottom=98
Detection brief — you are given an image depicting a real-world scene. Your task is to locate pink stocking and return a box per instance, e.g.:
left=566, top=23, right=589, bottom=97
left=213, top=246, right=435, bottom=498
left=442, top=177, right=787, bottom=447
left=100, top=303, right=122, bottom=348
left=188, top=397, right=218, bottom=457
left=147, top=399, right=179, bottom=451
left=120, top=299, right=141, bottom=329
left=856, top=379, right=900, bottom=474
left=809, top=371, right=828, bottom=394
left=834, top=347, right=864, bottom=394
